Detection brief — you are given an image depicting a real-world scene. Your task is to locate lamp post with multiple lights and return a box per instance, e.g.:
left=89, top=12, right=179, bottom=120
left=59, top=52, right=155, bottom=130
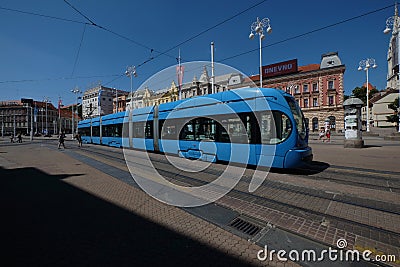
left=43, top=97, right=50, bottom=136
left=384, top=6, right=400, bottom=132
left=249, top=17, right=272, bottom=88
left=358, top=58, right=377, bottom=133
left=71, top=87, right=82, bottom=138
left=125, top=66, right=137, bottom=110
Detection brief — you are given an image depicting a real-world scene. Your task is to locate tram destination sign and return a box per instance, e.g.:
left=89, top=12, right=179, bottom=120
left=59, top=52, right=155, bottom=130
left=262, top=59, right=298, bottom=78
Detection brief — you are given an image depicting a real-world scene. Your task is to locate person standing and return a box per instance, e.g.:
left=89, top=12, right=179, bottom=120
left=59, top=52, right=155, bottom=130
left=325, top=129, right=331, bottom=142
left=17, top=132, right=22, bottom=143
left=319, top=127, right=325, bottom=141
left=75, top=132, right=82, bottom=147
left=58, top=131, right=66, bottom=149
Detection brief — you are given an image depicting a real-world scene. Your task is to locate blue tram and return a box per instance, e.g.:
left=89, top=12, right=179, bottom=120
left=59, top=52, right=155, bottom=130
left=78, top=87, right=313, bottom=168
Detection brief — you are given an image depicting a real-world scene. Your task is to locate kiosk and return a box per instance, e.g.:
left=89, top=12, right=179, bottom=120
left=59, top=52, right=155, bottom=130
left=343, top=96, right=364, bottom=148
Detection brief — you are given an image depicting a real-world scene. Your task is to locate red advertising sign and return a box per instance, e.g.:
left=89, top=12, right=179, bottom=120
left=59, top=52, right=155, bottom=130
left=262, top=59, right=298, bottom=77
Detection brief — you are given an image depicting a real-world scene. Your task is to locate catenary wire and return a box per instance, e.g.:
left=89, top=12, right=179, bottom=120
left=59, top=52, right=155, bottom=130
left=71, top=24, right=87, bottom=77
left=0, top=3, right=394, bottom=87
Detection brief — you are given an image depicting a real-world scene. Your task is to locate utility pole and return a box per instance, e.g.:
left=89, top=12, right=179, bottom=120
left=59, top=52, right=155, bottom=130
left=211, top=42, right=215, bottom=94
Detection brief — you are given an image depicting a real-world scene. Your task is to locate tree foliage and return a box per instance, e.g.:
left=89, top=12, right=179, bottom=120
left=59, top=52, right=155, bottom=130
left=351, top=86, right=379, bottom=106
left=386, top=97, right=399, bottom=126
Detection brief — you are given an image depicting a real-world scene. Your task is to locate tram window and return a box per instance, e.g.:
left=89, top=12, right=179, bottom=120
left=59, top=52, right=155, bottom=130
left=102, top=125, right=109, bottom=137
left=133, top=122, right=145, bottom=138
left=79, top=127, right=90, bottom=136
left=218, top=115, right=249, bottom=144
left=258, top=111, right=292, bottom=144
left=194, top=118, right=216, bottom=141
left=160, top=119, right=178, bottom=140
left=116, top=124, right=122, bottom=137
left=92, top=126, right=100, bottom=136
left=180, top=122, right=194, bottom=140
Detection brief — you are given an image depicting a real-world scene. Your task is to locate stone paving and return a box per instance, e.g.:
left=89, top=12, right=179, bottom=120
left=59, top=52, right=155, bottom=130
left=2, top=136, right=400, bottom=266
left=0, top=140, right=299, bottom=267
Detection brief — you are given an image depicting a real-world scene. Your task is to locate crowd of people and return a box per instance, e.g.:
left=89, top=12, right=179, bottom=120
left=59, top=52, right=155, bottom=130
left=8, top=130, right=83, bottom=148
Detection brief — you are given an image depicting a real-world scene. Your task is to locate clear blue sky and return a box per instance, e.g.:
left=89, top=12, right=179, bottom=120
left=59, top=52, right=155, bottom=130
left=0, top=0, right=396, bottom=106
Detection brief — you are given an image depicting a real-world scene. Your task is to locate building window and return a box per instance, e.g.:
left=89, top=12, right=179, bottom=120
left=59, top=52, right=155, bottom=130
left=313, top=98, right=318, bottom=107
left=328, top=116, right=336, bottom=131
left=328, top=95, right=334, bottom=106
left=328, top=80, right=334, bottom=90
left=303, top=98, right=309, bottom=108
left=294, top=86, right=300, bottom=94
left=312, top=83, right=318, bottom=92
left=303, top=84, right=309, bottom=93
left=312, top=117, right=318, bottom=132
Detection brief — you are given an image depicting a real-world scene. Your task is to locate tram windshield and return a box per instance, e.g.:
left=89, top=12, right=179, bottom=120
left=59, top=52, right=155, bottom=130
left=285, top=97, right=307, bottom=139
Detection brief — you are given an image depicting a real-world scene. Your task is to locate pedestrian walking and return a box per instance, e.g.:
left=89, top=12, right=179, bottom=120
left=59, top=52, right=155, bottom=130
left=10, top=134, right=15, bottom=143
left=58, top=131, right=66, bottom=149
left=319, top=127, right=325, bottom=141
left=75, top=132, right=82, bottom=147
left=325, top=129, right=331, bottom=142
left=17, top=132, right=22, bottom=143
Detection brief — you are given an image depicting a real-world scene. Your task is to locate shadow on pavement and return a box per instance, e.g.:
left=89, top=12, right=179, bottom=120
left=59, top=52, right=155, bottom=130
left=270, top=161, right=330, bottom=175
left=0, top=166, right=254, bottom=267
left=362, top=145, right=382, bottom=148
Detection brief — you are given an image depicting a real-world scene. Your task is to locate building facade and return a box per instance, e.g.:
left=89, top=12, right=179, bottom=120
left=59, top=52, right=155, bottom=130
left=245, top=52, right=346, bottom=132
left=386, top=4, right=400, bottom=90
left=82, top=86, right=127, bottom=118
left=113, top=91, right=129, bottom=113
left=0, top=99, right=77, bottom=136
left=371, top=89, right=398, bottom=127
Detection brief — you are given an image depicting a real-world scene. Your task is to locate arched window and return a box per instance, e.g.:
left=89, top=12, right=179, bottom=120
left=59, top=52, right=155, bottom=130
left=328, top=116, right=336, bottom=131
left=312, top=117, right=318, bottom=132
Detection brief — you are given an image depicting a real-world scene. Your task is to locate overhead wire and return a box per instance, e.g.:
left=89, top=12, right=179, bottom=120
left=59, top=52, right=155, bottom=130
left=0, top=6, right=88, bottom=25
left=71, top=24, right=87, bottom=77
left=0, top=2, right=395, bottom=87
left=221, top=3, right=395, bottom=62
left=122, top=3, right=396, bottom=91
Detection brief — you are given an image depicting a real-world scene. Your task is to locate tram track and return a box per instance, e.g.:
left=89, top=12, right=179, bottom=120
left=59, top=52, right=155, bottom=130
left=69, top=144, right=400, bottom=248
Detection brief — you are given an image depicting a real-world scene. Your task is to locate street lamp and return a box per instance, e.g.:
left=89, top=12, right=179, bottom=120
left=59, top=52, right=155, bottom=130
left=249, top=17, right=272, bottom=88
left=384, top=8, right=400, bottom=133
left=71, top=87, right=82, bottom=138
left=358, top=58, right=377, bottom=132
left=125, top=66, right=137, bottom=110
left=43, top=97, right=50, bottom=136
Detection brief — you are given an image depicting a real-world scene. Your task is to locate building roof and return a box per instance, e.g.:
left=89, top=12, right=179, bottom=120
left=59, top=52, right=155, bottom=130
left=298, top=64, right=320, bottom=72
left=362, top=82, right=376, bottom=90
left=373, top=90, right=399, bottom=104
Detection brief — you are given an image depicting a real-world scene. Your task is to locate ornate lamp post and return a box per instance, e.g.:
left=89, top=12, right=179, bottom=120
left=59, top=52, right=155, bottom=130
left=43, top=97, right=50, bottom=136
left=249, top=17, right=272, bottom=88
left=384, top=6, right=400, bottom=132
left=71, top=87, right=82, bottom=138
left=125, top=66, right=137, bottom=110
left=358, top=58, right=377, bottom=132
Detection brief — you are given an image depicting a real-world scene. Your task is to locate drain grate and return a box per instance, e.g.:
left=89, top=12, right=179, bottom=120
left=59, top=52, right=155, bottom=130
left=229, top=217, right=261, bottom=236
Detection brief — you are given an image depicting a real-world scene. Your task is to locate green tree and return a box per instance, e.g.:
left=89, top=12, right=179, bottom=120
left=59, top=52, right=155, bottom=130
left=386, top=97, right=399, bottom=127
left=351, top=86, right=379, bottom=105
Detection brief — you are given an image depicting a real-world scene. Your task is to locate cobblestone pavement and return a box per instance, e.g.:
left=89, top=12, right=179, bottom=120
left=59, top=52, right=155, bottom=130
left=0, top=140, right=300, bottom=267
left=58, top=138, right=400, bottom=267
